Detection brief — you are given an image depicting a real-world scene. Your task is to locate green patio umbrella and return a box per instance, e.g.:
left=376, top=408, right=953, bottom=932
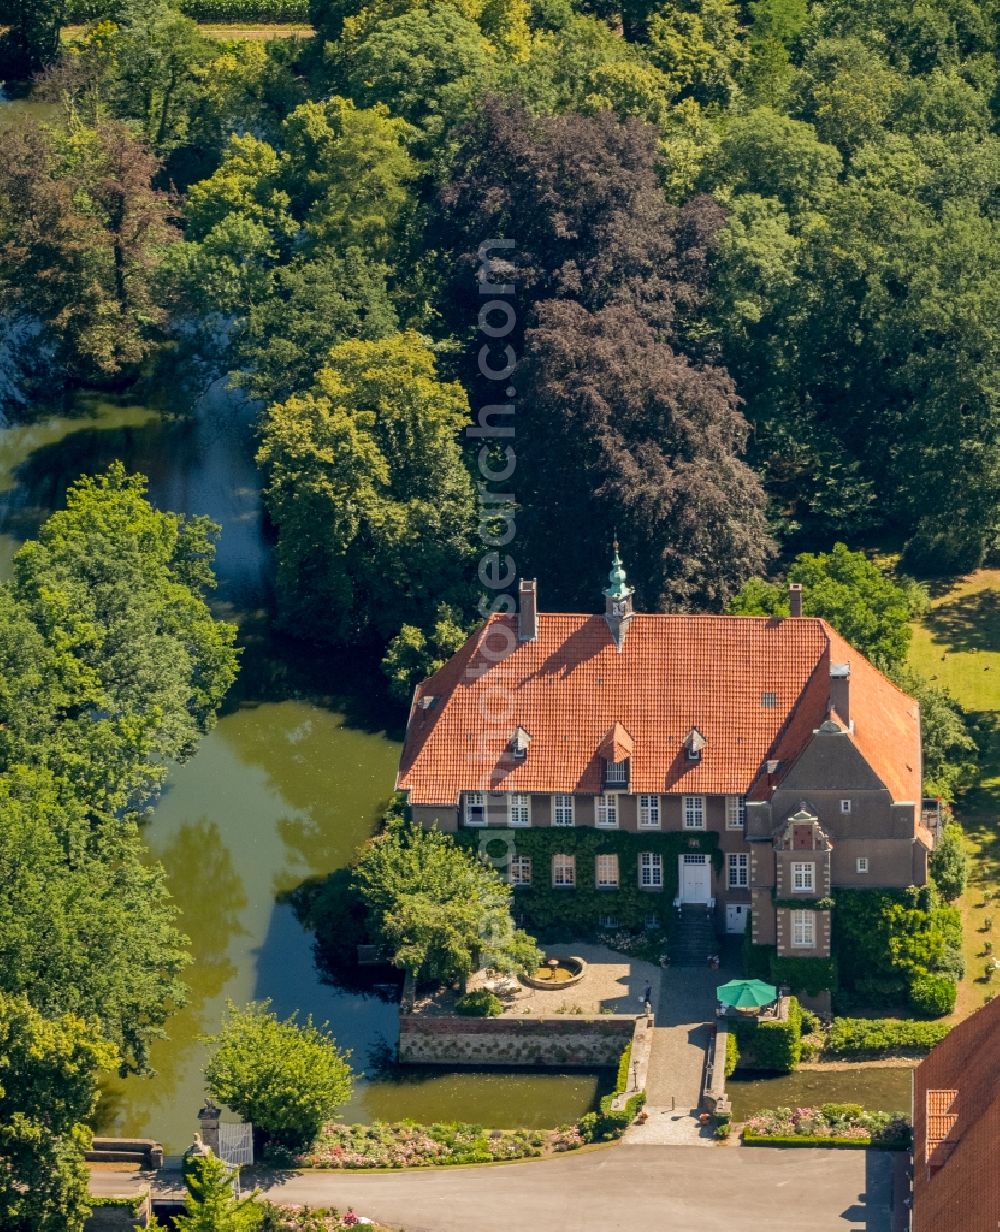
left=716, top=978, right=779, bottom=1010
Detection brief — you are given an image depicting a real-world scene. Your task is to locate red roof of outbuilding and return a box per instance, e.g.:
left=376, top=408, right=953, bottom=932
left=913, top=997, right=1000, bottom=1232
left=396, top=612, right=921, bottom=807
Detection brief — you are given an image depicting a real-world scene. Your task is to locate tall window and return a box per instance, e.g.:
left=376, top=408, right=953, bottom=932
left=725, top=796, right=747, bottom=830
left=464, top=792, right=486, bottom=826
left=791, top=861, right=815, bottom=892
left=552, top=853, right=576, bottom=887
left=638, top=795, right=660, bottom=829
left=507, top=794, right=531, bottom=827
left=596, top=853, right=620, bottom=888
left=683, top=795, right=706, bottom=830
left=606, top=759, right=628, bottom=785
left=639, top=852, right=663, bottom=888
left=728, top=853, right=749, bottom=889
left=856, top=857, right=869, bottom=874
left=509, top=855, right=532, bottom=886
left=596, top=793, right=619, bottom=827
left=840, top=799, right=852, bottom=814
left=791, top=910, right=815, bottom=948
left=552, top=794, right=575, bottom=826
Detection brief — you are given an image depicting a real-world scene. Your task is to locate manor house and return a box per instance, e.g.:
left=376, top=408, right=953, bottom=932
left=396, top=551, right=939, bottom=964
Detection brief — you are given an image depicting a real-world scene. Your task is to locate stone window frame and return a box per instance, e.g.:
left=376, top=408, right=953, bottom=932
left=639, top=851, right=663, bottom=888
left=682, top=794, right=706, bottom=830
left=464, top=792, right=487, bottom=826
left=507, top=794, right=531, bottom=827
left=725, top=795, right=747, bottom=829
left=727, top=852, right=749, bottom=889
left=552, top=852, right=576, bottom=887
left=791, top=860, right=815, bottom=893
left=595, top=853, right=620, bottom=888
left=638, top=794, right=661, bottom=828
left=791, top=909, right=815, bottom=948
left=552, top=794, right=575, bottom=826
left=509, top=854, right=532, bottom=886
left=596, top=792, right=620, bottom=828
left=840, top=799, right=852, bottom=814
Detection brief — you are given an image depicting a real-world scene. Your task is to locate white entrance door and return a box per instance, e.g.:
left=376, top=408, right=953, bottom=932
left=678, top=854, right=711, bottom=903
left=726, top=903, right=749, bottom=934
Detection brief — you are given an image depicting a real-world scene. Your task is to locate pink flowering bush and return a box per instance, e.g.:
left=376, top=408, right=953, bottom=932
left=741, top=1105, right=911, bottom=1147
left=298, top=1120, right=568, bottom=1168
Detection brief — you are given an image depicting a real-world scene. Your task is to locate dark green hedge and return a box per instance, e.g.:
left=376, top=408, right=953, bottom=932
left=770, top=955, right=838, bottom=996
left=65, top=0, right=310, bottom=20
left=732, top=997, right=803, bottom=1071
left=825, top=1017, right=951, bottom=1056
left=457, top=828, right=721, bottom=938
left=742, top=1131, right=870, bottom=1148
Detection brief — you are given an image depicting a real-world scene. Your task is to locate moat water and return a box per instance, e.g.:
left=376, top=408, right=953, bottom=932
left=0, top=390, right=606, bottom=1151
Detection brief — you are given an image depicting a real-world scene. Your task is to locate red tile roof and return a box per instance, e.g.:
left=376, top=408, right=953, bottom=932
left=913, top=997, right=1000, bottom=1232
left=396, top=612, right=922, bottom=807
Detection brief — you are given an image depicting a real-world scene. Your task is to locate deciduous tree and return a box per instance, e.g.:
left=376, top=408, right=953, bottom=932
left=203, top=1002, right=353, bottom=1149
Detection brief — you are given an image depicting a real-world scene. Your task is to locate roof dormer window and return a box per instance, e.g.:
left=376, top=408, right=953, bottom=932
left=510, top=725, right=532, bottom=760
left=606, top=758, right=628, bottom=785
left=683, top=727, right=706, bottom=763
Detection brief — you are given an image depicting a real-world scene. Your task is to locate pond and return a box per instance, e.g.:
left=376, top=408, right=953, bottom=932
left=0, top=391, right=605, bottom=1150
left=727, top=1067, right=914, bottom=1121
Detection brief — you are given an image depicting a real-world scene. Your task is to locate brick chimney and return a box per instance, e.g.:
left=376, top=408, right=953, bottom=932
left=518, top=579, right=538, bottom=642
left=788, top=582, right=803, bottom=618
left=830, top=662, right=850, bottom=725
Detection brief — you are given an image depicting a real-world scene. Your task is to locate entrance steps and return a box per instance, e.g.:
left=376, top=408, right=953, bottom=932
left=668, top=905, right=719, bottom=967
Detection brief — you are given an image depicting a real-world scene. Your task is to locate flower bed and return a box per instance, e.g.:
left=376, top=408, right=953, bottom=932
left=299, top=1121, right=560, bottom=1168
left=741, top=1105, right=911, bottom=1150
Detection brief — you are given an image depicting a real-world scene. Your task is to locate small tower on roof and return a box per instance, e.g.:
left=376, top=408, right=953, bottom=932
left=603, top=539, right=635, bottom=652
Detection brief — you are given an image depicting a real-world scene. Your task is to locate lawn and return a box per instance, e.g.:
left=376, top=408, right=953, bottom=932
left=908, top=569, right=1000, bottom=1020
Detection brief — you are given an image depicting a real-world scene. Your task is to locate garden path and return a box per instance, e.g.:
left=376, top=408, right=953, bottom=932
left=624, top=952, right=739, bottom=1145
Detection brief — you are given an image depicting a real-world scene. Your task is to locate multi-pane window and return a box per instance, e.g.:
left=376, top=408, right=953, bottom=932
left=840, top=799, right=852, bottom=814
left=596, top=853, right=620, bottom=888
left=596, top=793, right=619, bottom=827
left=552, top=853, right=576, bottom=887
left=791, top=910, right=815, bottom=948
left=725, top=796, right=747, bottom=829
left=639, top=852, right=663, bottom=888
left=791, top=861, right=815, bottom=892
left=464, top=791, right=486, bottom=826
left=598, top=913, right=618, bottom=929
left=761, top=692, right=777, bottom=708
left=507, top=794, right=531, bottom=827
left=683, top=795, right=706, bottom=829
left=856, top=857, right=869, bottom=874
left=509, top=855, right=532, bottom=886
left=606, top=759, right=628, bottom=785
left=638, top=794, right=661, bottom=828
left=552, top=794, right=575, bottom=826
left=728, top=853, right=749, bottom=889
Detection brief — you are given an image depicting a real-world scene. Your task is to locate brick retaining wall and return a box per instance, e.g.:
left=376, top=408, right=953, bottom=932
left=398, top=1014, right=636, bottom=1067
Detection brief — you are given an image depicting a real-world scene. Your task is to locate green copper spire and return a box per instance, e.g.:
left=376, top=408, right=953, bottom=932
left=604, top=538, right=632, bottom=599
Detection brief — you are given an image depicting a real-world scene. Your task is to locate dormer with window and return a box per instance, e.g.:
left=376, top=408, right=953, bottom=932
left=598, top=721, right=633, bottom=791
left=509, top=725, right=532, bottom=761
left=683, top=727, right=706, bottom=764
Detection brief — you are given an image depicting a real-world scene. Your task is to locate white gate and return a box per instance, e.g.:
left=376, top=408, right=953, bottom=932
left=218, top=1122, right=254, bottom=1168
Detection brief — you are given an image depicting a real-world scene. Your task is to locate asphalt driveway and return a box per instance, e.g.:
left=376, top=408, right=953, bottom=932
left=93, top=1145, right=894, bottom=1232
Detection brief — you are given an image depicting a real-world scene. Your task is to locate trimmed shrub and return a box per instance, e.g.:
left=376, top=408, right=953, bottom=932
left=908, top=973, right=957, bottom=1018
left=454, top=990, right=502, bottom=1017
left=733, top=997, right=802, bottom=1072
left=724, top=1030, right=739, bottom=1077
left=826, top=1017, right=951, bottom=1057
